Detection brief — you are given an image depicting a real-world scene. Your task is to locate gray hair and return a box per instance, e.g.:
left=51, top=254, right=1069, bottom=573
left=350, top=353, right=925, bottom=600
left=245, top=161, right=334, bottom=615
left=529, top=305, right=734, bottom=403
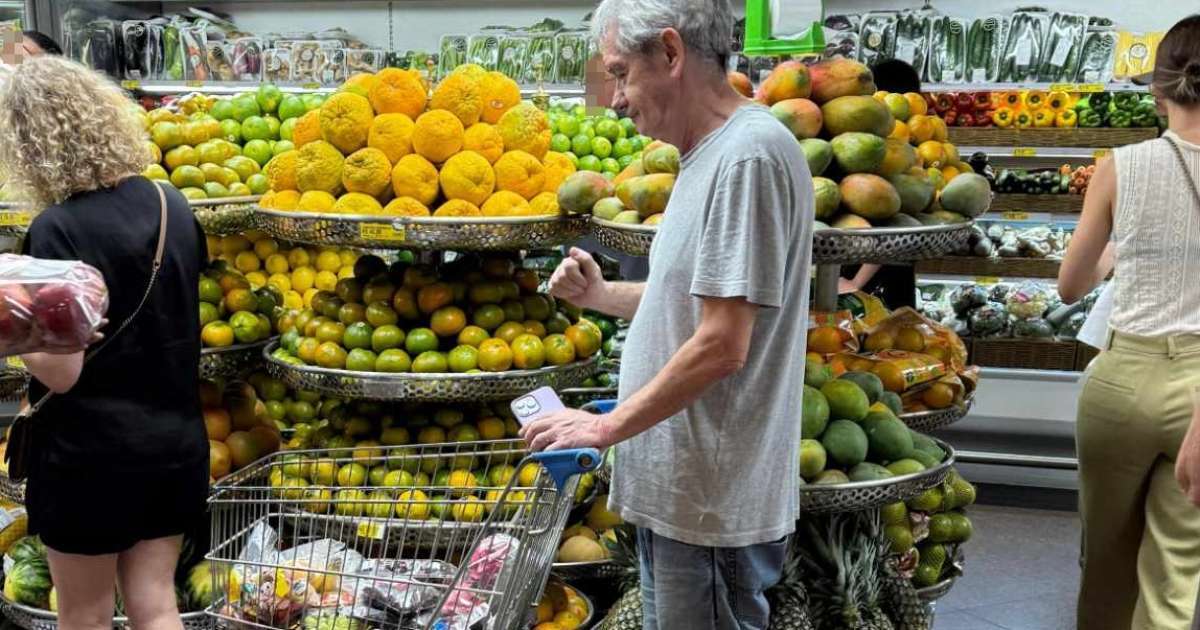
left=591, top=0, right=734, bottom=67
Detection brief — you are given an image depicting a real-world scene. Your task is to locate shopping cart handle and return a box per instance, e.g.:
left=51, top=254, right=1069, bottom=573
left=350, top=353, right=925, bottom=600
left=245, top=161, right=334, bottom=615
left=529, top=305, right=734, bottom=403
left=530, top=448, right=603, bottom=491
left=583, top=399, right=618, bottom=414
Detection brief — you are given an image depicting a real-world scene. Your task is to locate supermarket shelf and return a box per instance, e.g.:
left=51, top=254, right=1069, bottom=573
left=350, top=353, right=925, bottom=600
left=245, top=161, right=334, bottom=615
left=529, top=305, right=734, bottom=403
left=958, top=145, right=1108, bottom=160
left=989, top=193, right=1082, bottom=214
left=955, top=450, right=1078, bottom=470
left=916, top=256, right=1062, bottom=279
left=125, top=80, right=585, bottom=98
left=924, top=82, right=1147, bottom=93
left=978, top=366, right=1080, bottom=382
left=948, top=126, right=1158, bottom=148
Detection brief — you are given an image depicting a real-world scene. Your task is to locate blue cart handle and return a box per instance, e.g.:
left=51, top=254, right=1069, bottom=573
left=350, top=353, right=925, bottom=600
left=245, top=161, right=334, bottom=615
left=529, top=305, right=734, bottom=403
left=530, top=448, right=603, bottom=491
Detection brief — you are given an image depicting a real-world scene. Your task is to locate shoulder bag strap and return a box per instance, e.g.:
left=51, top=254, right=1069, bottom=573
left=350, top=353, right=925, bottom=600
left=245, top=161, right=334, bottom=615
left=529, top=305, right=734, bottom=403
left=1166, top=135, right=1200, bottom=210
left=22, top=179, right=170, bottom=417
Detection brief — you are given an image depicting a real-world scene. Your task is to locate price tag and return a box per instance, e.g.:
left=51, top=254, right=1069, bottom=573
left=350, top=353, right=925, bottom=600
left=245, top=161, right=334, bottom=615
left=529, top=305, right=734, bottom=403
left=6, top=356, right=23, bottom=369
left=185, top=80, right=204, bottom=88
left=1048, top=83, right=1078, bottom=92
left=356, top=521, right=385, bottom=540
left=1012, top=147, right=1038, bottom=157
left=1092, top=149, right=1112, bottom=159
left=1077, top=83, right=1105, bottom=93
left=0, top=211, right=29, bottom=227
left=300, top=82, right=321, bottom=90
left=1001, top=211, right=1030, bottom=220
left=120, top=79, right=141, bottom=90
left=359, top=222, right=405, bottom=243
left=975, top=276, right=1001, bottom=285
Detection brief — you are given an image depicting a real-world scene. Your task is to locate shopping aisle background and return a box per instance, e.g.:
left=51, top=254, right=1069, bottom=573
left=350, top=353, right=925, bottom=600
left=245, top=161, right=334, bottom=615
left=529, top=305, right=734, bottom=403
left=933, top=505, right=1080, bottom=630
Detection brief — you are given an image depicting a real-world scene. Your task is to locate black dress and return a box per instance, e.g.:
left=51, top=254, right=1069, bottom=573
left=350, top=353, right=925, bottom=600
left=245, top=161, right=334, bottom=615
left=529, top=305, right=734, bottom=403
left=21, top=176, right=209, bottom=555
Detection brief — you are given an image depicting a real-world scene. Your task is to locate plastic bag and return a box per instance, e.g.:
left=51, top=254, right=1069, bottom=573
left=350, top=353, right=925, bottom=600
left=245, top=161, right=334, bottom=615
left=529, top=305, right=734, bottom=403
left=949, top=284, right=988, bottom=317
left=863, top=307, right=970, bottom=372
left=422, top=534, right=520, bottom=630
left=206, top=42, right=235, bottom=81
left=851, top=350, right=948, bottom=394
left=467, top=34, right=501, bottom=71
left=277, top=539, right=365, bottom=598
left=353, top=559, right=457, bottom=615
left=1005, top=281, right=1050, bottom=320
left=857, top=12, right=896, bottom=67
left=554, top=32, right=588, bottom=85
left=231, top=37, right=265, bottom=81
left=808, top=310, right=860, bottom=355
left=121, top=21, right=164, bottom=80
left=892, top=11, right=931, bottom=75
left=180, top=22, right=210, bottom=82
left=438, top=35, right=469, bottom=79
left=837, top=291, right=891, bottom=337
left=0, top=254, right=108, bottom=358
left=968, top=302, right=1009, bottom=336
left=927, top=16, right=968, bottom=84
left=1037, top=13, right=1088, bottom=82
left=966, top=16, right=1006, bottom=83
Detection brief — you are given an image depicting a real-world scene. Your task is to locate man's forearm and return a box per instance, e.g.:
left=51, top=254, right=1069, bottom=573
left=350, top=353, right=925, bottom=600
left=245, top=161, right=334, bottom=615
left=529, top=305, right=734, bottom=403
left=601, top=328, right=742, bottom=445
left=584, top=281, right=645, bottom=321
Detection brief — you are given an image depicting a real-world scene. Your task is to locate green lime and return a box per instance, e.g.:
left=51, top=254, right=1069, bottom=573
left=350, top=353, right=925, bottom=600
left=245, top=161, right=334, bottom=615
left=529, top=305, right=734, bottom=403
left=578, top=155, right=602, bottom=172
left=246, top=173, right=269, bottom=194
left=590, top=136, right=613, bottom=159
left=229, top=310, right=262, bottom=343
left=472, top=304, right=505, bottom=331
left=601, top=157, right=621, bottom=174
left=412, top=351, right=448, bottom=373
left=218, top=119, right=242, bottom=143
left=579, top=122, right=596, bottom=139
left=210, top=100, right=235, bottom=121
left=620, top=117, right=637, bottom=137
left=571, top=134, right=592, bottom=156
left=551, top=133, right=571, bottom=153
left=595, top=119, right=621, bottom=141
left=199, top=276, right=223, bottom=304
left=557, top=116, right=580, bottom=136
left=572, top=105, right=587, bottom=118
left=278, top=95, right=307, bottom=120
left=343, top=321, right=374, bottom=350
left=617, top=154, right=635, bottom=169
left=375, top=348, right=411, bottom=372
left=346, top=348, right=378, bottom=371
left=199, top=302, right=219, bottom=326
left=613, top=137, right=634, bottom=158
left=372, top=324, right=405, bottom=352
left=448, top=345, right=479, bottom=372
left=405, top=327, right=439, bottom=354
left=279, top=117, right=296, bottom=140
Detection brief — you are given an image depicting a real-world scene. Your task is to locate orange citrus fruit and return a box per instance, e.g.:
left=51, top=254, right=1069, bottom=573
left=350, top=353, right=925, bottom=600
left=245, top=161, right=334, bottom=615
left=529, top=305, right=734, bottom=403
left=564, top=323, right=601, bottom=358
left=477, top=338, right=513, bottom=372
left=457, top=325, right=490, bottom=347
left=542, top=334, right=576, bottom=365
left=921, top=382, right=955, bottom=409
left=431, top=306, right=467, bottom=337
left=391, top=287, right=420, bottom=320
left=201, top=321, right=235, bottom=347
left=807, top=326, right=844, bottom=354
left=511, top=334, right=546, bottom=369
left=417, top=282, right=454, bottom=314
left=315, top=342, right=348, bottom=369
left=494, top=321, right=527, bottom=344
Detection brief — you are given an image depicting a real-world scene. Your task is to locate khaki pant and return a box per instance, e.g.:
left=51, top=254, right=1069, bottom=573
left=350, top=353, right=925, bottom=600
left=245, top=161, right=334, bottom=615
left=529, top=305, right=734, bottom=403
left=1077, top=331, right=1200, bottom=630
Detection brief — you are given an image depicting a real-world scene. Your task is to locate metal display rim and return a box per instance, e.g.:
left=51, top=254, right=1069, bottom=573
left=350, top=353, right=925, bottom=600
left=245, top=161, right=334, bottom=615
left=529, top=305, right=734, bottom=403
left=253, top=207, right=591, bottom=251
left=0, top=366, right=29, bottom=402
left=898, top=394, right=974, bottom=433
left=797, top=439, right=956, bottom=514
left=188, top=196, right=262, bottom=207
left=0, top=593, right=208, bottom=630
left=916, top=548, right=965, bottom=603
left=261, top=341, right=601, bottom=402
left=199, top=338, right=273, bottom=380
left=590, top=217, right=657, bottom=257
left=551, top=558, right=622, bottom=582
left=812, top=222, right=975, bottom=265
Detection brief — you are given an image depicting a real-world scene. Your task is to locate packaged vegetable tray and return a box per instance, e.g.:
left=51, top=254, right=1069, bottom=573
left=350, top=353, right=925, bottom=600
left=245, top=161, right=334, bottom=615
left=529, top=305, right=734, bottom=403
left=0, top=254, right=108, bottom=358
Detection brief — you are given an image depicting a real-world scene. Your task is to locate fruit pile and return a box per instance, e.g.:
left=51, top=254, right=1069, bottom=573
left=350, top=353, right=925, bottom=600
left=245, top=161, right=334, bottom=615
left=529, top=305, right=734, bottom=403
left=923, top=91, right=997, bottom=128
left=547, top=106, right=652, bottom=178
left=799, top=372, right=950, bottom=486
left=141, top=85, right=321, bottom=199
left=534, top=581, right=591, bottom=630
left=756, top=58, right=992, bottom=229
left=271, top=254, right=602, bottom=374
left=259, top=64, right=574, bottom=218
left=556, top=496, right=624, bottom=563
left=557, top=141, right=678, bottom=226
left=882, top=467, right=977, bottom=589
left=202, top=379, right=284, bottom=482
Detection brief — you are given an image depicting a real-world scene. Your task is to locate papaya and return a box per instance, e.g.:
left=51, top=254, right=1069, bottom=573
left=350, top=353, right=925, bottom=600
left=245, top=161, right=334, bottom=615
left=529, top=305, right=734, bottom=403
left=558, top=171, right=614, bottom=214
left=642, top=143, right=680, bottom=175
left=800, top=138, right=833, bottom=176
left=889, top=173, right=935, bottom=215
left=808, top=58, right=876, bottom=104
left=939, top=172, right=992, bottom=218
left=616, top=173, right=675, bottom=219
left=839, top=173, right=901, bottom=221
left=770, top=98, right=823, bottom=140
left=813, top=177, right=841, bottom=220
left=755, top=60, right=812, bottom=105
left=727, top=71, right=753, bottom=97
left=831, top=132, right=886, bottom=174
left=821, top=95, right=895, bottom=137
left=875, top=138, right=917, bottom=178
left=613, top=160, right=645, bottom=186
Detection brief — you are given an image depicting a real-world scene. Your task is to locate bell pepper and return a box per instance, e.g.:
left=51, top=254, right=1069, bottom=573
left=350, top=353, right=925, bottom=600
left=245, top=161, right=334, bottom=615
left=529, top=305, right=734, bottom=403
left=1022, top=90, right=1048, bottom=110
left=975, top=113, right=994, bottom=127
left=1014, top=111, right=1034, bottom=128
left=943, top=110, right=958, bottom=126
left=956, top=92, right=976, bottom=114
left=1132, top=101, right=1160, bottom=127
left=1073, top=96, right=1105, bottom=127
left=1033, top=109, right=1055, bottom=128
left=1112, top=92, right=1142, bottom=112
left=999, top=91, right=1022, bottom=110
left=1055, top=110, right=1078, bottom=128
left=992, top=107, right=1015, bottom=127
left=974, top=92, right=994, bottom=111
left=1107, top=107, right=1133, bottom=128
left=933, top=93, right=955, bottom=114
left=1088, top=92, right=1113, bottom=112
left=1046, top=91, right=1071, bottom=112
left=958, top=112, right=976, bottom=127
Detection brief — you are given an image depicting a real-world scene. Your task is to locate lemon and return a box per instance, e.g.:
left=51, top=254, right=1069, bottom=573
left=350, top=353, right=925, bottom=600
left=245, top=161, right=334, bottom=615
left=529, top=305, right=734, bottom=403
left=396, top=489, right=429, bottom=520
left=315, top=270, right=339, bottom=292
left=518, top=463, right=540, bottom=487
left=287, top=247, right=312, bottom=269
left=316, top=250, right=342, bottom=272
left=451, top=497, right=485, bottom=522
left=220, top=234, right=251, bottom=256
left=291, top=266, right=316, bottom=292
left=234, top=250, right=261, bottom=273
left=477, top=417, right=506, bottom=440
left=265, top=253, right=290, bottom=275
left=268, top=273, right=292, bottom=293
left=245, top=271, right=268, bottom=289
left=283, top=290, right=304, bottom=309
left=338, top=267, right=355, bottom=279
left=253, top=238, right=280, bottom=259
left=339, top=249, right=358, bottom=267
left=447, top=469, right=476, bottom=495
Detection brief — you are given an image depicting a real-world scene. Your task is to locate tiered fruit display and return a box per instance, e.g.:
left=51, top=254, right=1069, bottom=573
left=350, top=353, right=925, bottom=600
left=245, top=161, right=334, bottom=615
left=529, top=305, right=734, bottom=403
left=557, top=141, right=679, bottom=226
left=755, top=58, right=993, bottom=229
left=271, top=254, right=603, bottom=374
left=799, top=372, right=950, bottom=486
left=202, top=379, right=284, bottom=482
left=259, top=65, right=574, bottom=218
left=882, top=467, right=977, bottom=589
left=141, top=85, right=321, bottom=199
left=534, top=580, right=591, bottom=630
left=547, top=105, right=652, bottom=178
left=556, top=496, right=624, bottom=563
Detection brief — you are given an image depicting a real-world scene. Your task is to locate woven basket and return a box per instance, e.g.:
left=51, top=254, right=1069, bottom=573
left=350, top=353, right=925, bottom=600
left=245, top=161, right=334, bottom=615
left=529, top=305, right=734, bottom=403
left=914, top=256, right=1062, bottom=279
left=969, top=337, right=1078, bottom=370
left=989, top=194, right=1083, bottom=214
left=947, top=127, right=1158, bottom=148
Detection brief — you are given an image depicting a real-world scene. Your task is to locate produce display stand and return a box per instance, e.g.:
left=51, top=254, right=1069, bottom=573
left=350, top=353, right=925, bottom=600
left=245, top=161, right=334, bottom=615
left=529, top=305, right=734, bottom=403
left=798, top=440, right=956, bottom=513
left=199, top=339, right=275, bottom=381
left=190, top=196, right=262, bottom=236
left=989, top=193, right=1083, bottom=214
left=899, top=396, right=975, bottom=433
left=589, top=218, right=657, bottom=257
left=969, top=337, right=1080, bottom=371
left=915, top=255, right=1062, bottom=279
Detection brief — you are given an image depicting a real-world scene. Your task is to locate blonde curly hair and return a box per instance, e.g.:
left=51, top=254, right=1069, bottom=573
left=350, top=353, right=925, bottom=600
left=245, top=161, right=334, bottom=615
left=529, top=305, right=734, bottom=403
left=0, top=56, right=150, bottom=209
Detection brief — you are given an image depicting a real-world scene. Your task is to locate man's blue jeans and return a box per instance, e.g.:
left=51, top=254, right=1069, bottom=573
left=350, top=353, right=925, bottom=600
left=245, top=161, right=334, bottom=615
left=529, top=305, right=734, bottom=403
left=637, top=527, right=788, bottom=630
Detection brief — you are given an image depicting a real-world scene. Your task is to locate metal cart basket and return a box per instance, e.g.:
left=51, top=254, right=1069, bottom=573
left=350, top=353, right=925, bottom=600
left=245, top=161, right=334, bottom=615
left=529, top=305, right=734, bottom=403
left=206, top=439, right=599, bottom=630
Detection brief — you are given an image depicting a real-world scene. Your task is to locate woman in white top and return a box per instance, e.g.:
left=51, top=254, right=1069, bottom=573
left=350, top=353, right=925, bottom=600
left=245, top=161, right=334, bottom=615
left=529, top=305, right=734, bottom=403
left=1059, top=14, right=1200, bottom=630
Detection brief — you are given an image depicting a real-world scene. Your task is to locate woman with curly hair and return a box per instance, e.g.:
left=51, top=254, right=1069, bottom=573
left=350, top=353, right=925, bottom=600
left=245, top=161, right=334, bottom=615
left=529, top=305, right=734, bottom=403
left=0, top=55, right=207, bottom=630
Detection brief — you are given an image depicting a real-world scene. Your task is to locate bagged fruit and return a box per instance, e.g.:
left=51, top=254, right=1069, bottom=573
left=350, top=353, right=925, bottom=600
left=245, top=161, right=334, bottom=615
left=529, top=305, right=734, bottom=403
left=808, top=310, right=860, bottom=356
left=851, top=350, right=948, bottom=394
left=861, top=307, right=969, bottom=372
left=902, top=369, right=978, bottom=411
left=0, top=254, right=108, bottom=357
left=836, top=291, right=891, bottom=337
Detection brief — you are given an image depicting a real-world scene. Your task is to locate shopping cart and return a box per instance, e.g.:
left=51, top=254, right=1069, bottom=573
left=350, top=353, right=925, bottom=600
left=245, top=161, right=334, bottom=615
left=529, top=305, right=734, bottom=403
left=206, top=438, right=600, bottom=630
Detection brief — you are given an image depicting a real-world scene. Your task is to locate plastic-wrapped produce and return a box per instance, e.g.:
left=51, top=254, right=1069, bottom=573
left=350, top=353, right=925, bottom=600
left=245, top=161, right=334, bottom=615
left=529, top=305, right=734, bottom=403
left=121, top=21, right=164, bottom=80
left=263, top=48, right=291, bottom=83
left=824, top=31, right=860, bottom=60
left=525, top=33, right=556, bottom=84
left=998, top=11, right=1049, bottom=82
left=231, top=37, right=264, bottom=81
left=1076, top=27, right=1117, bottom=83
left=180, top=22, right=210, bottom=82
left=1013, top=317, right=1056, bottom=338
left=1005, top=281, right=1050, bottom=320
left=554, top=32, right=588, bottom=85
left=1059, top=312, right=1087, bottom=339
left=79, top=20, right=123, bottom=76
left=438, top=35, right=469, bottom=79
left=950, top=284, right=989, bottom=316
left=1037, top=13, right=1088, bottom=82
left=345, top=49, right=385, bottom=75
left=162, top=23, right=184, bottom=80
left=858, top=12, right=896, bottom=67
left=0, top=254, right=109, bottom=358
left=989, top=284, right=1011, bottom=304
left=206, top=42, right=234, bottom=81
left=1114, top=31, right=1159, bottom=81
left=315, top=48, right=347, bottom=86
left=496, top=35, right=529, bottom=83
left=892, top=11, right=931, bottom=76
left=969, top=302, right=1010, bottom=336
left=467, top=35, right=501, bottom=71
left=927, top=16, right=968, bottom=84
left=290, top=41, right=322, bottom=83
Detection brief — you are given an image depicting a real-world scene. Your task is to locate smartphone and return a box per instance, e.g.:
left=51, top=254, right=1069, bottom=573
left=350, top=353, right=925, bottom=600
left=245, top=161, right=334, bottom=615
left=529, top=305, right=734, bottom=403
left=510, top=386, right=565, bottom=426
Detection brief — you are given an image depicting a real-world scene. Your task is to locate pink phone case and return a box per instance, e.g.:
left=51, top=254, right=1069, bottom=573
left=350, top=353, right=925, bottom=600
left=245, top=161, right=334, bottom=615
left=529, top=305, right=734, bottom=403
left=510, top=386, right=565, bottom=426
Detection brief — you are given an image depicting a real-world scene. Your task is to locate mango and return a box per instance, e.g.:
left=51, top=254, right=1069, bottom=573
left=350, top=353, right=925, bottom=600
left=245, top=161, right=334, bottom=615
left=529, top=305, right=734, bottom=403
left=754, top=60, right=812, bottom=105
left=831, top=132, right=886, bottom=174
left=888, top=173, right=935, bottom=215
left=612, top=210, right=641, bottom=224
left=808, top=58, right=876, bottom=104
left=592, top=197, right=625, bottom=221
left=557, top=171, right=613, bottom=214
left=770, top=98, right=823, bottom=140
left=813, top=177, right=841, bottom=220
left=875, top=138, right=917, bottom=178
left=616, top=173, right=675, bottom=219
left=642, top=143, right=680, bottom=175
left=821, top=419, right=868, bottom=467
left=802, top=384, right=830, bottom=438
left=867, top=417, right=915, bottom=462
left=832, top=214, right=871, bottom=229
left=885, top=213, right=923, bottom=228
left=800, top=138, right=833, bottom=176
left=939, top=173, right=992, bottom=218
left=613, top=160, right=645, bottom=186
left=821, top=95, right=894, bottom=137
left=727, top=71, right=753, bottom=97
left=839, top=173, right=900, bottom=221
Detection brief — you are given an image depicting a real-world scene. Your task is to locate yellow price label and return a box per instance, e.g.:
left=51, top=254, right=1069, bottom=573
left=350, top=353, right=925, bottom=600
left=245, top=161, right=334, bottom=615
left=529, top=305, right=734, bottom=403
left=0, top=211, right=30, bottom=227
left=975, top=276, right=1002, bottom=285
left=5, top=356, right=23, bottom=369
left=120, top=79, right=141, bottom=90
left=1001, top=211, right=1030, bottom=220
left=300, top=82, right=321, bottom=90
left=1077, top=83, right=1105, bottom=93
left=359, top=222, right=405, bottom=243
left=356, top=521, right=385, bottom=540
left=1048, top=83, right=1077, bottom=92
left=1012, top=147, right=1038, bottom=157
left=185, top=80, right=204, bottom=88
left=1092, top=148, right=1112, bottom=159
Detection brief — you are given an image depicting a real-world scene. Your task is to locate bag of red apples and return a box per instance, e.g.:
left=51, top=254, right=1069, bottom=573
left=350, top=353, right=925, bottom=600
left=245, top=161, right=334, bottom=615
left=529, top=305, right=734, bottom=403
left=0, top=254, right=108, bottom=357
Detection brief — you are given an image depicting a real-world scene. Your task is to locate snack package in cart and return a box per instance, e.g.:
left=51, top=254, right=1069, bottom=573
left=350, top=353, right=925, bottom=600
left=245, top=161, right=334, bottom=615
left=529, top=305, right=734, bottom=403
left=420, top=533, right=520, bottom=630
left=0, top=254, right=108, bottom=358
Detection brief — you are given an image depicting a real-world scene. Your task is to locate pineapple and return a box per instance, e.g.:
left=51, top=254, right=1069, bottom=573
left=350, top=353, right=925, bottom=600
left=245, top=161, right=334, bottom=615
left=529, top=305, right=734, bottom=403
left=879, top=557, right=931, bottom=630
left=595, top=525, right=643, bottom=630
left=795, top=512, right=894, bottom=630
left=766, top=540, right=815, bottom=630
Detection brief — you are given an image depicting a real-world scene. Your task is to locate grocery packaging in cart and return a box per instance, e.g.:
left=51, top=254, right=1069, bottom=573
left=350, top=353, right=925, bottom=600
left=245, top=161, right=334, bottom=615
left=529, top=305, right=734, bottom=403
left=0, top=254, right=108, bottom=358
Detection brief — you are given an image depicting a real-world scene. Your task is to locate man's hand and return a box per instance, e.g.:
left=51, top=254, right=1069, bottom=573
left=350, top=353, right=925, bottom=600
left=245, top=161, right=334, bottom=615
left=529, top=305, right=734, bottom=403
left=549, top=248, right=606, bottom=311
left=1177, top=398, right=1200, bottom=507
left=520, top=409, right=614, bottom=452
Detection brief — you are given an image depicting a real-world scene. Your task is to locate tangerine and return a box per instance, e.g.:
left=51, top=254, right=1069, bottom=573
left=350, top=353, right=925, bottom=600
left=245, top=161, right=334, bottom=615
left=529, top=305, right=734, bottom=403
left=511, top=334, right=546, bottom=369
left=807, top=326, right=845, bottom=354
left=457, top=325, right=490, bottom=347
left=564, top=323, right=601, bottom=357
left=431, top=306, right=467, bottom=337
left=921, top=382, right=955, bottom=409
left=391, top=287, right=420, bottom=320
left=543, top=334, right=576, bottom=365
left=494, top=321, right=527, bottom=344
left=477, top=338, right=514, bottom=372
left=315, top=341, right=348, bottom=369
left=418, top=283, right=454, bottom=314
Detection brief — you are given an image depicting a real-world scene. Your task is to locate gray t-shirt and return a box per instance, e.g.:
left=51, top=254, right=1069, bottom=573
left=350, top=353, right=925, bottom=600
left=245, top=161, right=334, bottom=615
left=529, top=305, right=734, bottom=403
left=609, top=105, right=814, bottom=548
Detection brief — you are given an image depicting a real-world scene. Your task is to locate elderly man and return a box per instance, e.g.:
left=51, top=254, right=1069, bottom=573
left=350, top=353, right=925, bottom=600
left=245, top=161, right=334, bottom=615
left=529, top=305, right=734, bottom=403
left=521, top=0, right=814, bottom=627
